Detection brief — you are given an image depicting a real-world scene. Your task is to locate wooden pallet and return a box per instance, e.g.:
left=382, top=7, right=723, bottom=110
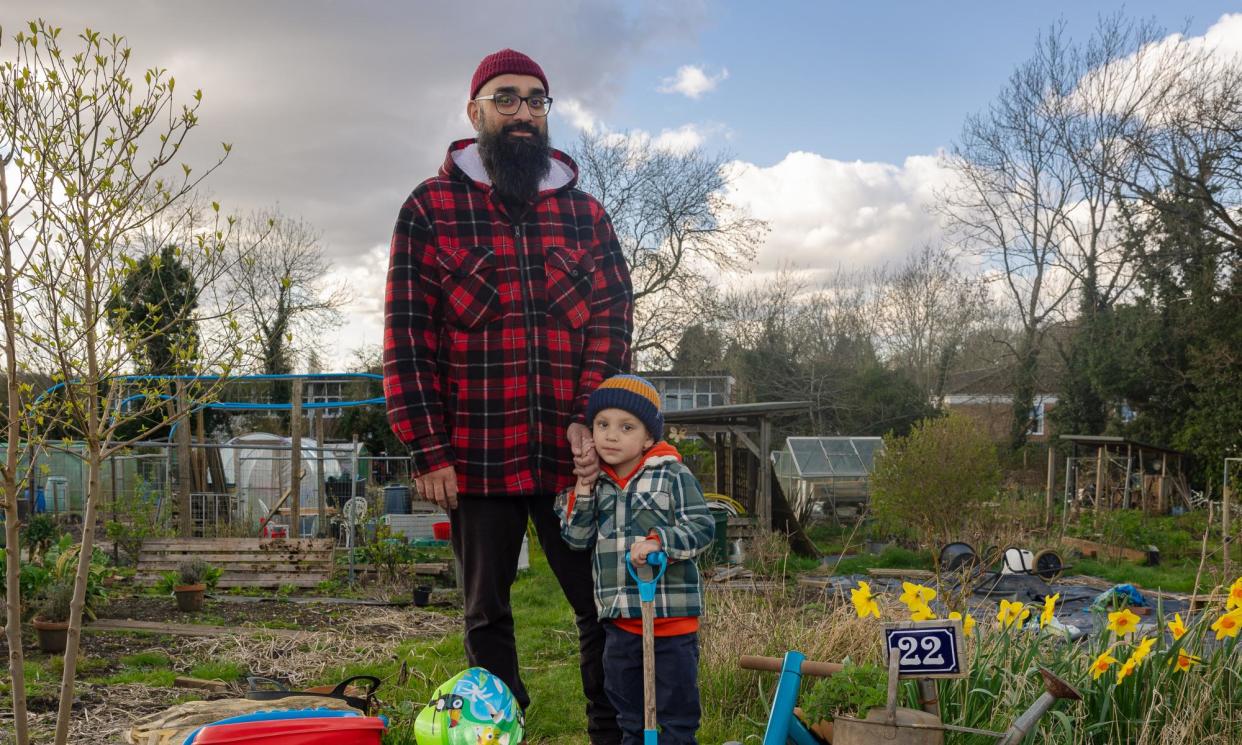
left=136, top=537, right=335, bottom=588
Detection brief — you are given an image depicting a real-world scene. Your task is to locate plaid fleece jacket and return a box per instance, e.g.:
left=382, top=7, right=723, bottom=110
left=556, top=443, right=716, bottom=621
left=384, top=139, right=633, bottom=497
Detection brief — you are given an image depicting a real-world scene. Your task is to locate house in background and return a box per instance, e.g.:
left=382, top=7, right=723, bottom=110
left=938, top=366, right=1059, bottom=443
left=638, top=371, right=734, bottom=412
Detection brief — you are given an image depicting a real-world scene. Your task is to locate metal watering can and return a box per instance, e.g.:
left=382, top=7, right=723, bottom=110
left=728, top=652, right=1080, bottom=745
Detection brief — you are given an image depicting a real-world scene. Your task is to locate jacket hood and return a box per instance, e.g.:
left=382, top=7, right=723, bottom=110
left=601, top=441, right=682, bottom=488
left=440, top=138, right=578, bottom=200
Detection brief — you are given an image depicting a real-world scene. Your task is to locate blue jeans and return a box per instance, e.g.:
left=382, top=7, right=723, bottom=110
left=602, top=623, right=701, bottom=744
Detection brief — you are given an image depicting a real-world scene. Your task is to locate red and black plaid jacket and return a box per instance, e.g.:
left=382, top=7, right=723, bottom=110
left=384, top=139, right=633, bottom=497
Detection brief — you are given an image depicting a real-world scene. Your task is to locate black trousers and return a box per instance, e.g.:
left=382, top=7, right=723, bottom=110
left=602, top=624, right=701, bottom=744
left=449, top=493, right=622, bottom=745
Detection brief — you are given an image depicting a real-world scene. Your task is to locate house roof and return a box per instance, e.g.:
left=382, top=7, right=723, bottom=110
left=663, top=401, right=811, bottom=425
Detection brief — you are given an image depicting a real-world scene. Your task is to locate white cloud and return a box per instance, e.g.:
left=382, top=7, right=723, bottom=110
left=658, top=65, right=729, bottom=99
left=724, top=151, right=954, bottom=279
left=556, top=98, right=600, bottom=134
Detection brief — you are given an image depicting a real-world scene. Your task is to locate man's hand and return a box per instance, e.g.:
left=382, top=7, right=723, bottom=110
left=629, top=538, right=661, bottom=566
left=415, top=466, right=459, bottom=510
left=568, top=422, right=599, bottom=485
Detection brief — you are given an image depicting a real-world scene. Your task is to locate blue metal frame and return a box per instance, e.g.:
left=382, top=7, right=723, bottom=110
left=753, top=651, right=826, bottom=745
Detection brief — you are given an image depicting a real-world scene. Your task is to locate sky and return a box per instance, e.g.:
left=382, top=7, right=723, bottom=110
left=2, top=1, right=1240, bottom=370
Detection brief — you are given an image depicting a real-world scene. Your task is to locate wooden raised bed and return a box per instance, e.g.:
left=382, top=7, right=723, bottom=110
left=136, top=537, right=335, bottom=589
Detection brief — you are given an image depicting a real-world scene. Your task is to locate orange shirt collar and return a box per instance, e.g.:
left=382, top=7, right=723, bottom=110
left=600, top=441, right=681, bottom=489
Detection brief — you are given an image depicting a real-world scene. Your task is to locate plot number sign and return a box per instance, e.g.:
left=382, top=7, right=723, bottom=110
left=883, top=620, right=966, bottom=679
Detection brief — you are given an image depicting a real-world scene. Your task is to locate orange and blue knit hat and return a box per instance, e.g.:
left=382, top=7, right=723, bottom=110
left=587, top=374, right=663, bottom=441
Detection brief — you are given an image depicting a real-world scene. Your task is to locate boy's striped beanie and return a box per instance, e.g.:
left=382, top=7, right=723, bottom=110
left=587, top=374, right=663, bottom=441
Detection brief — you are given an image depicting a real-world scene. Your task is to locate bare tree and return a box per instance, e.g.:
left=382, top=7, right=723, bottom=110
left=875, top=244, right=989, bottom=403
left=938, top=37, right=1080, bottom=449
left=226, top=210, right=348, bottom=376
left=572, top=132, right=767, bottom=366
left=1112, top=33, right=1242, bottom=255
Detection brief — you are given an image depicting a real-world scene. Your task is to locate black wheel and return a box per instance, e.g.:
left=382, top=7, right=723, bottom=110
left=1033, top=549, right=1064, bottom=581
left=939, top=542, right=979, bottom=573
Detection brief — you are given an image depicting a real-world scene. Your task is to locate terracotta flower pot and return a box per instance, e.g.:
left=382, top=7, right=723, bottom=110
left=33, top=618, right=69, bottom=654
left=794, top=706, right=833, bottom=743
left=174, top=583, right=207, bottom=612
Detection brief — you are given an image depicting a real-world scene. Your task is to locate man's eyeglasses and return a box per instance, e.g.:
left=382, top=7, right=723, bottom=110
left=474, top=92, right=554, bottom=117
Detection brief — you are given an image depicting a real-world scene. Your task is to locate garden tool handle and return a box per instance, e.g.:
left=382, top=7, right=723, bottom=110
left=739, top=655, right=844, bottom=678
left=625, top=550, right=666, bottom=745
left=625, top=549, right=667, bottom=601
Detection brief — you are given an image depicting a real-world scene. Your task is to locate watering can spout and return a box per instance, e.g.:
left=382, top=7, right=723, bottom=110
left=998, top=668, right=1081, bottom=745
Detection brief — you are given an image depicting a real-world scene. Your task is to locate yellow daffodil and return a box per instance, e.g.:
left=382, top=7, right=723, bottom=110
left=997, top=599, right=1030, bottom=628
left=1167, top=613, right=1187, bottom=641
left=1228, top=578, right=1242, bottom=611
left=1130, top=636, right=1156, bottom=664
left=1210, top=608, right=1242, bottom=640
left=1039, top=593, right=1060, bottom=628
left=910, top=602, right=936, bottom=621
left=1107, top=608, right=1141, bottom=637
left=851, top=581, right=880, bottom=619
left=1090, top=651, right=1117, bottom=680
left=948, top=611, right=975, bottom=637
left=899, top=581, right=937, bottom=610
left=1172, top=648, right=1201, bottom=673
left=1115, top=658, right=1138, bottom=684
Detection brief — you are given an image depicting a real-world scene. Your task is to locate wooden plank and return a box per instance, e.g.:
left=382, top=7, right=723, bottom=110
left=138, top=563, right=331, bottom=574
left=348, top=562, right=453, bottom=576
left=138, top=553, right=332, bottom=564
left=175, top=676, right=230, bottom=692
left=142, top=538, right=334, bottom=550
left=133, top=575, right=330, bottom=588
left=215, top=577, right=327, bottom=588
left=87, top=619, right=310, bottom=637
left=1060, top=536, right=1147, bottom=563
left=867, top=568, right=935, bottom=580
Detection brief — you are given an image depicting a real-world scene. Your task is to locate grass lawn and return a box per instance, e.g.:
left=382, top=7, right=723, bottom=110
left=372, top=547, right=602, bottom=744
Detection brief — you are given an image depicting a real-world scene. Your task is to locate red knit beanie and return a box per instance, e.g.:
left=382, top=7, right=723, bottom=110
left=470, top=49, right=549, bottom=99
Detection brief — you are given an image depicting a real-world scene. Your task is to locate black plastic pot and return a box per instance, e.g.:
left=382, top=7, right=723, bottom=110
left=412, top=585, right=432, bottom=607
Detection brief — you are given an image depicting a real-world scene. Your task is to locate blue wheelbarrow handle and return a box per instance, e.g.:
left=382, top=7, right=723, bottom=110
left=625, top=550, right=667, bottom=602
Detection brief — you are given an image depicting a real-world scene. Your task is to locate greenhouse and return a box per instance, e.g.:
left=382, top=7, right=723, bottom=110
left=774, top=436, right=884, bottom=524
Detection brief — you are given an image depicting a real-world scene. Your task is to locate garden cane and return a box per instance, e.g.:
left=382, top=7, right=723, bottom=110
left=626, top=549, right=667, bottom=745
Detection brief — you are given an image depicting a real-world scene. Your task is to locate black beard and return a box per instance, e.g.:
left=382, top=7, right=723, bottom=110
left=478, top=123, right=552, bottom=204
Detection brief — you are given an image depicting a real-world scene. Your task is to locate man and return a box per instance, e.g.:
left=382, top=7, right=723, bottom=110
left=383, top=49, right=633, bottom=744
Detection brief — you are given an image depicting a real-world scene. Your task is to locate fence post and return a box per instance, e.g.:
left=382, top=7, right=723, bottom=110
left=1045, top=446, right=1055, bottom=528
left=291, top=378, right=302, bottom=537
left=316, top=410, right=326, bottom=538
left=176, top=380, right=193, bottom=537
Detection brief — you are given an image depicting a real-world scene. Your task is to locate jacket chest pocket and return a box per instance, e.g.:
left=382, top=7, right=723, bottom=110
left=545, top=246, right=594, bottom=329
left=436, top=247, right=501, bottom=329
left=629, top=491, right=672, bottom=536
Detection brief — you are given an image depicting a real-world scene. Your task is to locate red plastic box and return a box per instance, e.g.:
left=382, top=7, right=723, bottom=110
left=432, top=521, right=451, bottom=540
left=190, top=716, right=385, bottom=744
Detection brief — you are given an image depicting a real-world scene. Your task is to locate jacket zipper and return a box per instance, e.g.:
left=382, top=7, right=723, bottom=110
left=514, top=222, right=542, bottom=491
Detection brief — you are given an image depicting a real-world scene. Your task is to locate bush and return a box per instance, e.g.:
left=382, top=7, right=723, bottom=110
left=157, top=559, right=223, bottom=593
left=23, top=514, right=59, bottom=561
left=105, top=484, right=170, bottom=566
left=870, top=412, right=1002, bottom=550
left=14, top=535, right=111, bottom=620
left=37, top=581, right=74, bottom=623
left=801, top=662, right=889, bottom=721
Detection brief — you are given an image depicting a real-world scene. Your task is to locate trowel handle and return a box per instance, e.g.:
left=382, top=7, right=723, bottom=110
left=626, top=550, right=667, bottom=603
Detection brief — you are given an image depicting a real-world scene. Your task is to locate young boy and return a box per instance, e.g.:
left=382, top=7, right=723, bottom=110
left=557, top=374, right=716, bottom=745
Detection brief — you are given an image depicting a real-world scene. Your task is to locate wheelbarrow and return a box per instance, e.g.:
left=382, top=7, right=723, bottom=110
left=724, top=651, right=1080, bottom=745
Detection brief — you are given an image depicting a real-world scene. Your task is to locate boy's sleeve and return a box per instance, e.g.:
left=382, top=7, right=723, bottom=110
left=651, top=469, right=715, bottom=561
left=556, top=486, right=598, bottom=550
